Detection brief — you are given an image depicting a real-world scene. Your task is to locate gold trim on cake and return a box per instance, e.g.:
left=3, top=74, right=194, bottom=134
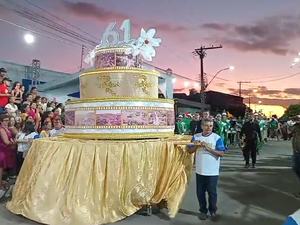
left=79, top=67, right=159, bottom=78
left=65, top=125, right=174, bottom=129
left=63, top=132, right=175, bottom=140
left=94, top=47, right=127, bottom=55
left=66, top=97, right=174, bottom=105
left=66, top=106, right=174, bottom=111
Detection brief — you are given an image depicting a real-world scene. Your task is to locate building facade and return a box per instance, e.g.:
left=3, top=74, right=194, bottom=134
left=0, top=60, right=71, bottom=98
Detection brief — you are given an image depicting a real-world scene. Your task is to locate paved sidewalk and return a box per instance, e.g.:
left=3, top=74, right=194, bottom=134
left=0, top=139, right=297, bottom=225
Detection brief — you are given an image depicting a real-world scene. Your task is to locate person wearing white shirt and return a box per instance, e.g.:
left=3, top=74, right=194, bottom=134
left=50, top=117, right=66, bottom=137
left=187, top=118, right=226, bottom=220
left=5, top=97, right=18, bottom=117
left=16, top=121, right=40, bottom=175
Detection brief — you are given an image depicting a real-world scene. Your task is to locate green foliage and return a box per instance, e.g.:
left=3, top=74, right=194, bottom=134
left=285, top=103, right=300, bottom=118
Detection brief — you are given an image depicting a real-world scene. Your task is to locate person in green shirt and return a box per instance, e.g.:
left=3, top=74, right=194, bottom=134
left=269, top=117, right=279, bottom=140
left=215, top=114, right=225, bottom=142
left=182, top=114, right=192, bottom=134
left=176, top=115, right=186, bottom=134
left=221, top=113, right=230, bottom=148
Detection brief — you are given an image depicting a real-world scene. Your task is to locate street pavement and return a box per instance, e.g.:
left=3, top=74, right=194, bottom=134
left=0, top=139, right=298, bottom=225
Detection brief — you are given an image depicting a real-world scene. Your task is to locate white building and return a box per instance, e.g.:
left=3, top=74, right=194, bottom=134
left=0, top=60, right=71, bottom=101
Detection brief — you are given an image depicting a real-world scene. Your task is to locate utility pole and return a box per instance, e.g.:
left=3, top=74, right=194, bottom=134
left=80, top=45, right=86, bottom=71
left=237, top=81, right=251, bottom=97
left=193, top=45, right=223, bottom=108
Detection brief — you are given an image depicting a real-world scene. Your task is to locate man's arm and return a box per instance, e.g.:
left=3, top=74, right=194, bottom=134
left=204, top=137, right=225, bottom=157
left=187, top=136, right=199, bottom=153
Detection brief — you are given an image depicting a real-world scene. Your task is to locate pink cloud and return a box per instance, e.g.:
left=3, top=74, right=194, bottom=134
left=58, top=1, right=189, bottom=33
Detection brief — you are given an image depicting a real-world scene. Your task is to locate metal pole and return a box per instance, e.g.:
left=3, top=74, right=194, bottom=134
left=248, top=95, right=251, bottom=110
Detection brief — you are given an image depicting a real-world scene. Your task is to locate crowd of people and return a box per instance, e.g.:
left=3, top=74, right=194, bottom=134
left=176, top=111, right=285, bottom=143
left=0, top=67, right=66, bottom=198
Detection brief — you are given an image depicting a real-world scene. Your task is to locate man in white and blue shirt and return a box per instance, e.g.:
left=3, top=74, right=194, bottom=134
left=187, top=118, right=226, bottom=220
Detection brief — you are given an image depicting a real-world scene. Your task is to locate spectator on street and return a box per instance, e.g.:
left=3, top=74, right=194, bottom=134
left=0, top=77, right=12, bottom=113
left=187, top=118, right=226, bottom=220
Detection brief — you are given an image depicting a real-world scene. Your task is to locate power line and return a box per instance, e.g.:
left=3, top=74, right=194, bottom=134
left=23, top=0, right=100, bottom=42
left=1, top=0, right=97, bottom=46
left=0, top=17, right=82, bottom=47
left=251, top=72, right=300, bottom=83
left=237, top=81, right=251, bottom=97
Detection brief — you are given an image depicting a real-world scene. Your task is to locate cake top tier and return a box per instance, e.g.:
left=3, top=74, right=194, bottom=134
left=85, top=19, right=162, bottom=66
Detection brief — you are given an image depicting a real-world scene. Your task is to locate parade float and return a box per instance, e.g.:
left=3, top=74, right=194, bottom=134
left=6, top=19, right=193, bottom=225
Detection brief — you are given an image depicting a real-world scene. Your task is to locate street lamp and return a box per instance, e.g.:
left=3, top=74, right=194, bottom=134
left=206, top=66, right=234, bottom=88
left=184, top=81, right=190, bottom=87
left=24, top=33, right=35, bottom=44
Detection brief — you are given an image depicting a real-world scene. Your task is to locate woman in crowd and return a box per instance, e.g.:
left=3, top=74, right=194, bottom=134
left=10, top=82, right=23, bottom=108
left=56, top=103, right=63, bottom=116
left=28, top=102, right=37, bottom=120
left=0, top=114, right=15, bottom=197
left=40, top=120, right=52, bottom=138
left=21, top=104, right=30, bottom=121
left=29, top=87, right=38, bottom=99
left=42, top=111, right=53, bottom=125
left=8, top=116, right=18, bottom=138
left=34, top=96, right=42, bottom=105
left=52, top=107, right=60, bottom=119
left=15, top=121, right=40, bottom=175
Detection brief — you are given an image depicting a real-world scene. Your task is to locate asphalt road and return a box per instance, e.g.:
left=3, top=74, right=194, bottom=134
left=0, top=139, right=297, bottom=225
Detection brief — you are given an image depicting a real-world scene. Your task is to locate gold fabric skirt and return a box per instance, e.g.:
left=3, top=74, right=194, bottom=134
left=6, top=136, right=193, bottom=225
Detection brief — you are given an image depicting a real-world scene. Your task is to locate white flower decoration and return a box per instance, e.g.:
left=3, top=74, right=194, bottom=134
left=84, top=50, right=96, bottom=66
left=125, top=28, right=162, bottom=61
left=124, top=42, right=142, bottom=56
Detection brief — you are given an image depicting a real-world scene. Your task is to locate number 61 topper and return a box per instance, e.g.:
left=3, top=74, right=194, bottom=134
left=85, top=19, right=162, bottom=65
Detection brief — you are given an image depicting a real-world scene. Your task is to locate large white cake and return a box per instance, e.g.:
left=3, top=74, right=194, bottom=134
left=64, top=21, right=175, bottom=139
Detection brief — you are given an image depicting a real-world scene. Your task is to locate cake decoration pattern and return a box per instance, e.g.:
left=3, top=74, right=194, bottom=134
left=65, top=19, right=175, bottom=139
left=97, top=75, right=120, bottom=96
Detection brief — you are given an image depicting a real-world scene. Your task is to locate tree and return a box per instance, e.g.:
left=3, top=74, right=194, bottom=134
left=285, top=103, right=300, bottom=118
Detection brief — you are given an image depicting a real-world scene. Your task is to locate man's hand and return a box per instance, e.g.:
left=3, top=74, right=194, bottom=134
left=194, top=140, right=204, bottom=146
left=203, top=142, right=212, bottom=151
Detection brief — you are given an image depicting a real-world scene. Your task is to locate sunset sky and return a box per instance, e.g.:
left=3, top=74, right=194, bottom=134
left=0, top=0, right=300, bottom=112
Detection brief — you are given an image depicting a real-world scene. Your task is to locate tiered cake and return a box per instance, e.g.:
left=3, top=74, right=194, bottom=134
left=64, top=25, right=175, bottom=139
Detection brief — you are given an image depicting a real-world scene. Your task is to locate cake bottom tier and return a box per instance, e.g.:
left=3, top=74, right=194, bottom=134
left=7, top=137, right=193, bottom=225
left=64, top=98, right=175, bottom=139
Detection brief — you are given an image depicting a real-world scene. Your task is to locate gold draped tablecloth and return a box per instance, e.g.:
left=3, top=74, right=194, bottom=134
left=6, top=136, right=193, bottom=225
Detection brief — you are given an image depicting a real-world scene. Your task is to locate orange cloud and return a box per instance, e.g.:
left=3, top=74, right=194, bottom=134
left=227, top=86, right=300, bottom=107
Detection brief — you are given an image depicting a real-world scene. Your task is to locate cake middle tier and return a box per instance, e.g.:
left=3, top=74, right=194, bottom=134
left=79, top=68, right=159, bottom=99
